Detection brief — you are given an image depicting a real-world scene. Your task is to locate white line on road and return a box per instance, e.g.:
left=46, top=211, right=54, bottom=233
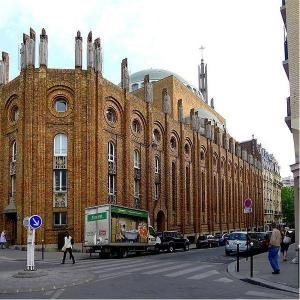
left=142, top=263, right=192, bottom=275
left=165, top=264, right=213, bottom=277
left=187, top=269, right=220, bottom=280
left=213, top=277, right=233, bottom=283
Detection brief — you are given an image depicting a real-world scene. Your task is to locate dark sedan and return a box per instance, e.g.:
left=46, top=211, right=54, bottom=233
left=196, top=235, right=219, bottom=248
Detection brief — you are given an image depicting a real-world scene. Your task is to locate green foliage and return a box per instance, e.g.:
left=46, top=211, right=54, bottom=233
left=281, top=186, right=294, bottom=226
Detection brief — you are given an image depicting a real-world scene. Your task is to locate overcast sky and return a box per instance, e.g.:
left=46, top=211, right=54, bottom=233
left=0, top=0, right=293, bottom=177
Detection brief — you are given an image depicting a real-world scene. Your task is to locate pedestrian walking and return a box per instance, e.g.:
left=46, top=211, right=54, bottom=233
left=268, top=223, right=282, bottom=274
left=0, top=230, right=7, bottom=249
left=281, top=227, right=292, bottom=261
left=61, top=231, right=75, bottom=264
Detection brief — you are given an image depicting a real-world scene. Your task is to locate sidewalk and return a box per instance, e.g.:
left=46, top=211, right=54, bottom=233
left=227, top=249, right=299, bottom=294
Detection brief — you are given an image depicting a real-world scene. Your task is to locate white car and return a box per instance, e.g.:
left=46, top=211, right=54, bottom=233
left=225, top=231, right=251, bottom=255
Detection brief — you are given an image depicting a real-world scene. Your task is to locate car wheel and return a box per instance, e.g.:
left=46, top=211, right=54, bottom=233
left=225, top=250, right=230, bottom=256
left=183, top=244, right=190, bottom=251
left=168, top=244, right=175, bottom=253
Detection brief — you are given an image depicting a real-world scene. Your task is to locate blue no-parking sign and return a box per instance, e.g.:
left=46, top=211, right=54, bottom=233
left=29, top=215, right=42, bottom=229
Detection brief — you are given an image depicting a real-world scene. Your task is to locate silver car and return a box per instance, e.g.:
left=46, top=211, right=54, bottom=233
left=225, top=231, right=251, bottom=255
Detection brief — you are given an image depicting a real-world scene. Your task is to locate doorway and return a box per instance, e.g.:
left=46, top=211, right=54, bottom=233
left=156, top=211, right=166, bottom=232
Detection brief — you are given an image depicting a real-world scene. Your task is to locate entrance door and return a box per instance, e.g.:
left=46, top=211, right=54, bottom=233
left=6, top=213, right=17, bottom=245
left=156, top=211, right=166, bottom=232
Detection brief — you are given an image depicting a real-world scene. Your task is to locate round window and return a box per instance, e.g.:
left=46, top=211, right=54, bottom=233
left=55, top=98, right=68, bottom=112
left=106, top=107, right=117, bottom=123
left=132, top=119, right=141, bottom=134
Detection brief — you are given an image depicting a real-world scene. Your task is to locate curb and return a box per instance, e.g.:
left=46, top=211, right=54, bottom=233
left=227, top=260, right=299, bottom=294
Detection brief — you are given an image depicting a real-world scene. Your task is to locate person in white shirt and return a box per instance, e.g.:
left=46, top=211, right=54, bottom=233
left=61, top=231, right=75, bottom=264
left=0, top=231, right=7, bottom=249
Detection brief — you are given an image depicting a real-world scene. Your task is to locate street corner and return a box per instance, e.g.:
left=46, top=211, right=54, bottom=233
left=0, top=267, right=96, bottom=294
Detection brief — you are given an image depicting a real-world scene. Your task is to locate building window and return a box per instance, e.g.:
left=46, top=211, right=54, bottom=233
left=155, top=156, right=160, bottom=174
left=200, top=151, right=205, bottom=160
left=134, top=150, right=140, bottom=169
left=153, top=129, right=161, bottom=143
left=54, top=170, right=67, bottom=191
left=108, top=141, right=115, bottom=162
left=132, top=119, right=141, bottom=134
left=54, top=134, right=67, bottom=156
left=10, top=106, right=19, bottom=122
left=106, top=107, right=117, bottom=123
left=108, top=174, right=115, bottom=195
left=53, top=212, right=67, bottom=226
left=12, top=141, right=17, bottom=162
left=134, top=179, right=140, bottom=197
left=55, top=98, right=68, bottom=112
left=170, top=137, right=177, bottom=150
left=184, top=144, right=190, bottom=156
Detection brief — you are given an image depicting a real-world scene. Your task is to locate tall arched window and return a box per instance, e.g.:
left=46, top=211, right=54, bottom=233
left=108, top=141, right=115, bottom=162
left=134, top=150, right=140, bottom=169
left=54, top=134, right=67, bottom=156
left=172, top=162, right=177, bottom=211
left=12, top=141, right=17, bottom=162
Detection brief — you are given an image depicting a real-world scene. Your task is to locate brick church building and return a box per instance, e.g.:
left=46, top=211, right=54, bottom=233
left=0, top=28, right=264, bottom=249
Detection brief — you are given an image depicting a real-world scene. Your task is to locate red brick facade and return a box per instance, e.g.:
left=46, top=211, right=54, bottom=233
left=0, top=66, right=264, bottom=249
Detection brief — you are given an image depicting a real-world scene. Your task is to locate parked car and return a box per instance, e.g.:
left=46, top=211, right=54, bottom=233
left=225, top=231, right=251, bottom=255
left=248, top=232, right=269, bottom=252
left=214, top=233, right=230, bottom=246
left=196, top=235, right=219, bottom=248
left=157, top=231, right=190, bottom=252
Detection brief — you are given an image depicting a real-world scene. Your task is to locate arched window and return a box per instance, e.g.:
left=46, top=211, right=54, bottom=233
left=12, top=141, right=17, bottom=162
left=134, top=150, right=140, bottom=169
left=155, top=156, right=160, bottom=174
left=54, top=134, right=67, bottom=156
left=108, top=141, right=115, bottom=162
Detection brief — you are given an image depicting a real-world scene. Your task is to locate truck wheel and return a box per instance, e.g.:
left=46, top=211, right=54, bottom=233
left=184, top=244, right=190, bottom=251
left=168, top=244, right=175, bottom=253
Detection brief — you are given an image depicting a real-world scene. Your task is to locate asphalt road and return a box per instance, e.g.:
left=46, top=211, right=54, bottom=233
left=0, top=246, right=297, bottom=299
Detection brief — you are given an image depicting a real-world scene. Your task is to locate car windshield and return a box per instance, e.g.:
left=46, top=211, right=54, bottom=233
left=228, top=233, right=247, bottom=241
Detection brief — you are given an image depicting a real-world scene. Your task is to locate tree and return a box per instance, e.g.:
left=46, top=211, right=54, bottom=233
left=281, top=186, right=294, bottom=226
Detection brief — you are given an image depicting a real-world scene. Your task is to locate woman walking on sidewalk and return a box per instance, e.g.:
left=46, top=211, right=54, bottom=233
left=268, top=223, right=282, bottom=274
left=0, top=231, right=6, bottom=249
left=281, top=228, right=292, bottom=261
left=61, top=231, right=75, bottom=264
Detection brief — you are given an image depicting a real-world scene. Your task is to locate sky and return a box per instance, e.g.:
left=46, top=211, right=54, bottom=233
left=0, top=0, right=293, bottom=177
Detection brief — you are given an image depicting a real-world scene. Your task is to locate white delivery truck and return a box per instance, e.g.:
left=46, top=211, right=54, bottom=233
left=84, top=204, right=161, bottom=258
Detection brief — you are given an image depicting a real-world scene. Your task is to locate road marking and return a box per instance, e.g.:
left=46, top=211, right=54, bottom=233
left=93, top=260, right=158, bottom=273
left=165, top=264, right=213, bottom=277
left=187, top=269, right=220, bottom=280
left=50, top=288, right=65, bottom=299
left=213, top=277, right=233, bottom=283
left=142, top=263, right=192, bottom=274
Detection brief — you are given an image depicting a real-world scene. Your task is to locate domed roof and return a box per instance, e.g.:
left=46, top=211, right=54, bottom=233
left=130, top=68, right=190, bottom=86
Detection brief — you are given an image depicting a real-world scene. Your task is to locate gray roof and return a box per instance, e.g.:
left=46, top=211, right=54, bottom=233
left=130, top=68, right=192, bottom=87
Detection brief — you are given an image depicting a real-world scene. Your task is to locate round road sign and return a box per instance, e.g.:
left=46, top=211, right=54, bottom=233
left=244, top=198, right=253, bottom=208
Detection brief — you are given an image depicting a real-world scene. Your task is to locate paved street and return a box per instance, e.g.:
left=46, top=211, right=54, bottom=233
left=0, top=247, right=298, bottom=299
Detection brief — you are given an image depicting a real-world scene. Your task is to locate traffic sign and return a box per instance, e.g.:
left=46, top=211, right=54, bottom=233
left=29, top=215, right=42, bottom=229
left=23, top=216, right=30, bottom=227
left=243, top=198, right=253, bottom=214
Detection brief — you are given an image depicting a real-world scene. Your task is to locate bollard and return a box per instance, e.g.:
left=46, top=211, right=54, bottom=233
left=41, top=240, right=44, bottom=260
left=250, top=254, right=253, bottom=277
left=236, top=243, right=240, bottom=272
